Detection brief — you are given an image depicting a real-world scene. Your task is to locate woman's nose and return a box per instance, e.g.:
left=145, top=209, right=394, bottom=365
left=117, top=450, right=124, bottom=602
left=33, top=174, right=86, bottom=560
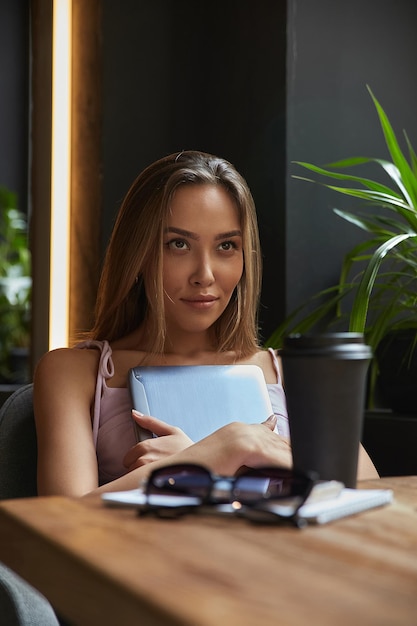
left=190, top=257, right=215, bottom=286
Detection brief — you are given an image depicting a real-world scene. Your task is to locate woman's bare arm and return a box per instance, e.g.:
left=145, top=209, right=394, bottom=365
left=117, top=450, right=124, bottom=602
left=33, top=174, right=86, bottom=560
left=34, top=348, right=102, bottom=496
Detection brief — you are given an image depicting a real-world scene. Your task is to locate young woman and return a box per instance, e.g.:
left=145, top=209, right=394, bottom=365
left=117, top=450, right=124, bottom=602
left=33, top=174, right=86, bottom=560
left=33, top=151, right=378, bottom=497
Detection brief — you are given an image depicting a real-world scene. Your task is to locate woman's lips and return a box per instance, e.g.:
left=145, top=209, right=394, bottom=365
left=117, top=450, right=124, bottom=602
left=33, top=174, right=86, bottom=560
left=181, top=296, right=219, bottom=310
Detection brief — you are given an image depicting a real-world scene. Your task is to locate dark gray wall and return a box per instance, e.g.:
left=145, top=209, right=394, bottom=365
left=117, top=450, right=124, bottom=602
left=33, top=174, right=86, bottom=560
left=5, top=0, right=417, bottom=344
left=286, top=0, right=417, bottom=318
left=0, top=0, right=30, bottom=214
left=101, top=0, right=287, bottom=342
left=102, top=0, right=417, bottom=341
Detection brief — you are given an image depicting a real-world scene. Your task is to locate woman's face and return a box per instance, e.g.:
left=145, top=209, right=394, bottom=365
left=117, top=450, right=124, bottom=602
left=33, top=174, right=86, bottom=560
left=162, top=184, right=244, bottom=342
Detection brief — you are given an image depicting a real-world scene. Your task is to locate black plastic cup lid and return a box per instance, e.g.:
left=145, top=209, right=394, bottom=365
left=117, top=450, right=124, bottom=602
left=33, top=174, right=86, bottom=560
left=280, top=332, right=373, bottom=359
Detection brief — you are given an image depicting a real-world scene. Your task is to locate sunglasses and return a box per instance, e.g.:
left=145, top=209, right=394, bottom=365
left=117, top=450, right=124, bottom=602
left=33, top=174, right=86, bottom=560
left=140, top=463, right=317, bottom=527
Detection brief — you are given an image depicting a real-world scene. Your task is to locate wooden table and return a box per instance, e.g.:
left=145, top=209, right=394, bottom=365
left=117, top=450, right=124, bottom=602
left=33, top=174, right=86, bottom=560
left=0, top=476, right=416, bottom=626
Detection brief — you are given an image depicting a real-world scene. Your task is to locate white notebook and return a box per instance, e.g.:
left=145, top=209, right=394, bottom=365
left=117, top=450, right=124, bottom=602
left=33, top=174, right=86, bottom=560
left=128, top=364, right=273, bottom=442
left=287, top=487, right=393, bottom=524
left=102, top=485, right=394, bottom=526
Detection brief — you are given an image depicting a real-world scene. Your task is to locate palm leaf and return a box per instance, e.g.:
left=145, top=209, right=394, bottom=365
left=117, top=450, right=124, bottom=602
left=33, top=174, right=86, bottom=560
left=264, top=285, right=351, bottom=348
left=293, top=161, right=401, bottom=197
left=349, top=233, right=416, bottom=332
left=366, top=85, right=417, bottom=206
left=333, top=209, right=400, bottom=236
left=404, top=131, right=417, bottom=177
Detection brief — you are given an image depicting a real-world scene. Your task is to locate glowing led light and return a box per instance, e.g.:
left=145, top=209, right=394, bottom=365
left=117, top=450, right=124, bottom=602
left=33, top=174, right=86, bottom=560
left=49, top=0, right=72, bottom=349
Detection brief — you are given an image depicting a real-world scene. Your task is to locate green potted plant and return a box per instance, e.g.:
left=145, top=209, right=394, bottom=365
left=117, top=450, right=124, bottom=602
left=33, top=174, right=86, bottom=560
left=0, top=187, right=31, bottom=384
left=266, top=86, right=417, bottom=411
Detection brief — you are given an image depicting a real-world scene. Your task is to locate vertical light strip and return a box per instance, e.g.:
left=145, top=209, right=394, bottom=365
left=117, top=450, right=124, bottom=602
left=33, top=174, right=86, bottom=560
left=50, top=0, right=72, bottom=349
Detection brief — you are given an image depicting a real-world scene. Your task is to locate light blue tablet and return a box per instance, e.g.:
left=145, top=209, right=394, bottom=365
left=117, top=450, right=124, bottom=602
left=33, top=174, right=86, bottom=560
left=128, top=364, right=273, bottom=442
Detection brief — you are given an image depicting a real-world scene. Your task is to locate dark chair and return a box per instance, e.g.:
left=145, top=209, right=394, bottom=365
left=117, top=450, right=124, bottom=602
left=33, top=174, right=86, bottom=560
left=0, top=563, right=60, bottom=626
left=0, top=384, right=37, bottom=500
left=0, top=385, right=67, bottom=624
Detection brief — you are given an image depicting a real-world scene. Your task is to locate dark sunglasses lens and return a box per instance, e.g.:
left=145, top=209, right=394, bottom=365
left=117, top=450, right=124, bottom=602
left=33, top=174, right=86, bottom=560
left=148, top=465, right=212, bottom=498
left=233, top=468, right=311, bottom=503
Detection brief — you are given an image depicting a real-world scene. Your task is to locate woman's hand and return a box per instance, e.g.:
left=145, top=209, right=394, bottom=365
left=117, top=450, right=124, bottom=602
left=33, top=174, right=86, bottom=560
left=87, top=414, right=293, bottom=498
left=161, top=414, right=293, bottom=477
left=123, top=411, right=194, bottom=470
left=123, top=412, right=292, bottom=477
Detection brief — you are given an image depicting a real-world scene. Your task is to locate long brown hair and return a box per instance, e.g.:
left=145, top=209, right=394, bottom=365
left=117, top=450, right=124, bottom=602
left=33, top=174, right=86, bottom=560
left=88, top=151, right=262, bottom=357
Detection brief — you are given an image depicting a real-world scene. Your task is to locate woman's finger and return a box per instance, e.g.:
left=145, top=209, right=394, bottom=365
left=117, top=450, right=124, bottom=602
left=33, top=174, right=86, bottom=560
left=262, top=414, right=277, bottom=430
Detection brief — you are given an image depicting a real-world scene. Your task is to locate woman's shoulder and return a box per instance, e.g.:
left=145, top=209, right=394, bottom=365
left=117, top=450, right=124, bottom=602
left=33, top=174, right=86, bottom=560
left=35, top=346, right=101, bottom=380
left=247, top=346, right=277, bottom=363
left=240, top=348, right=279, bottom=384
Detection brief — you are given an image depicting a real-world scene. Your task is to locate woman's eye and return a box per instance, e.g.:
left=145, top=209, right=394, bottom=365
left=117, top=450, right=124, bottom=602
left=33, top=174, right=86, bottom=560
left=167, top=239, right=189, bottom=251
left=218, top=241, right=238, bottom=252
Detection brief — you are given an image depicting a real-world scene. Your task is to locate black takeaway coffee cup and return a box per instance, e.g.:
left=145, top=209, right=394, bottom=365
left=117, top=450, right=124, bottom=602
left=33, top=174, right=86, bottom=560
left=280, top=333, right=372, bottom=488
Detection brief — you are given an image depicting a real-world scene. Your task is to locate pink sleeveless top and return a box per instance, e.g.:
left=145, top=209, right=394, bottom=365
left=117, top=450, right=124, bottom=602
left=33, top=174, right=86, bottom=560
left=76, top=340, right=289, bottom=486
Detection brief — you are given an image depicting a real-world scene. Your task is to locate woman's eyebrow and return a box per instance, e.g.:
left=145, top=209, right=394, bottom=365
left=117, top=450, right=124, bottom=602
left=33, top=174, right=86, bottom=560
left=164, top=227, right=199, bottom=240
left=164, top=227, right=242, bottom=241
left=214, top=230, right=242, bottom=241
